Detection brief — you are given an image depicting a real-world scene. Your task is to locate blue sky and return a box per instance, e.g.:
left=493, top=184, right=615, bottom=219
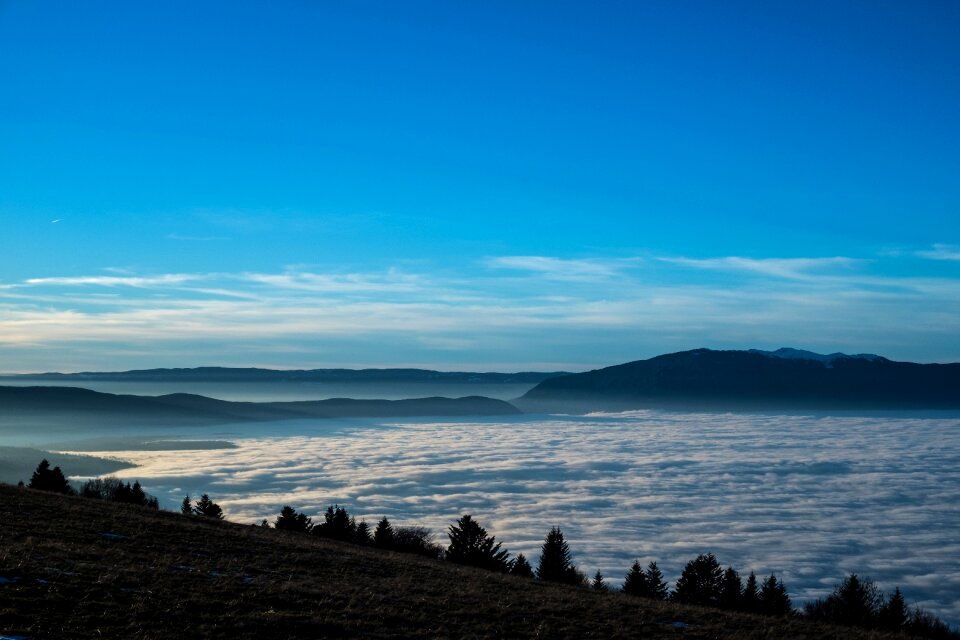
left=1, top=1, right=959, bottom=371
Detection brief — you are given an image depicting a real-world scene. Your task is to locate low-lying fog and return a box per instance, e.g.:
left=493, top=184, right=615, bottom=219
left=40, top=411, right=960, bottom=625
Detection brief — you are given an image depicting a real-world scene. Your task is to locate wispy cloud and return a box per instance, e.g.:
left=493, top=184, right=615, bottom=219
left=917, top=244, right=960, bottom=261
left=658, top=256, right=860, bottom=280
left=485, top=256, right=640, bottom=281
left=21, top=274, right=204, bottom=288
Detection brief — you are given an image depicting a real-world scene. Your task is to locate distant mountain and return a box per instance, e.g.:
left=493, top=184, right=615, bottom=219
left=519, top=348, right=960, bottom=412
left=748, top=348, right=885, bottom=365
left=0, top=366, right=567, bottom=384
left=0, top=386, right=521, bottom=426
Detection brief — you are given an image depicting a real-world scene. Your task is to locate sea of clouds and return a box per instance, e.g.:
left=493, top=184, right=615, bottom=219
left=79, top=411, right=960, bottom=624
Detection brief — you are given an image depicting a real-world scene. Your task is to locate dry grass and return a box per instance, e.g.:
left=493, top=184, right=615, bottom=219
left=0, top=484, right=906, bottom=639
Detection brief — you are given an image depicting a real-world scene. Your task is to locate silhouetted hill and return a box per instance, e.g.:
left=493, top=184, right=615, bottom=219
left=0, top=386, right=521, bottom=425
left=519, top=349, right=960, bottom=412
left=0, top=484, right=900, bottom=639
left=1, top=366, right=567, bottom=384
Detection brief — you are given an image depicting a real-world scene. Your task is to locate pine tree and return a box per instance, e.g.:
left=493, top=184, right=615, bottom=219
left=193, top=494, right=224, bottom=519
left=645, top=562, right=669, bottom=601
left=823, top=574, right=882, bottom=627
left=622, top=560, right=649, bottom=597
left=878, top=587, right=908, bottom=631
left=719, top=566, right=743, bottom=610
left=759, top=574, right=791, bottom=616
left=672, top=553, right=723, bottom=606
left=536, top=527, right=579, bottom=585
left=28, top=459, right=73, bottom=495
left=181, top=495, right=192, bottom=515
left=445, top=515, right=511, bottom=572
left=130, top=481, right=147, bottom=505
left=742, top=572, right=760, bottom=612
left=373, top=516, right=394, bottom=549
left=275, top=506, right=312, bottom=532
left=314, top=505, right=356, bottom=541
left=354, top=520, right=372, bottom=545
left=592, top=570, right=608, bottom=592
left=510, top=553, right=533, bottom=578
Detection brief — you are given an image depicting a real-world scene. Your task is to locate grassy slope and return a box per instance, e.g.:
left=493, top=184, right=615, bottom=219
left=0, top=484, right=899, bottom=640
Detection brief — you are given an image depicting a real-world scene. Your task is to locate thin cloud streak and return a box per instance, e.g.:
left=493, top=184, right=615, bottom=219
left=658, top=256, right=861, bottom=280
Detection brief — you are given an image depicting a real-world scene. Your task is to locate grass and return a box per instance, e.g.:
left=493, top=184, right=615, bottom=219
left=0, top=484, right=909, bottom=639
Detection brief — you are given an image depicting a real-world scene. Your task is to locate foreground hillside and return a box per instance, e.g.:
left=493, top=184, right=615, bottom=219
left=0, top=485, right=907, bottom=640
left=520, top=348, right=960, bottom=412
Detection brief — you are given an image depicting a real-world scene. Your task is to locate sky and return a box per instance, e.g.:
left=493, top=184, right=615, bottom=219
left=1, top=1, right=959, bottom=371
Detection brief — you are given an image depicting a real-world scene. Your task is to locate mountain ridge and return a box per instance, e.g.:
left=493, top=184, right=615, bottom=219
left=0, top=385, right=521, bottom=426
left=519, top=348, right=960, bottom=412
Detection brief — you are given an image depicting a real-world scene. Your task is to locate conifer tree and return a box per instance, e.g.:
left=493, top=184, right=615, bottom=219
left=373, top=516, right=394, bottom=549
left=354, top=520, right=372, bottom=545
left=315, top=505, right=356, bottom=541
left=510, top=553, right=533, bottom=578
left=878, top=587, right=908, bottom=631
left=28, top=459, right=74, bottom=495
left=445, top=515, right=511, bottom=572
left=672, top=553, right=724, bottom=606
left=719, top=566, right=743, bottom=610
left=622, top=560, right=649, bottom=597
left=645, top=562, right=669, bottom=601
left=759, top=574, right=791, bottom=616
left=181, top=495, right=192, bottom=515
left=742, top=571, right=760, bottom=612
left=592, top=570, right=608, bottom=592
left=275, top=506, right=312, bottom=532
left=536, top=527, right=579, bottom=585
left=193, top=493, right=224, bottom=519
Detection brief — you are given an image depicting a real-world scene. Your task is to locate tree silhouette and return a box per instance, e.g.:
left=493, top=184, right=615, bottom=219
left=672, top=553, right=723, bottom=606
left=644, top=562, right=669, bottom=600
left=373, top=516, right=394, bottom=549
left=354, top=520, right=372, bottom=545
left=878, top=587, right=908, bottom=631
left=181, top=495, right=192, bottom=515
left=394, top=526, right=444, bottom=559
left=275, top=506, right=313, bottom=533
left=759, top=574, right=791, bottom=616
left=193, top=494, right=224, bottom=519
left=28, top=459, right=73, bottom=495
left=742, top=571, right=760, bottom=612
left=510, top=553, right=533, bottom=578
left=314, top=504, right=356, bottom=541
left=622, top=560, right=648, bottom=597
left=591, top=570, right=608, bottom=592
left=445, top=514, right=511, bottom=572
left=804, top=574, right=883, bottom=627
left=536, top=527, right=580, bottom=585
left=719, top=566, right=743, bottom=610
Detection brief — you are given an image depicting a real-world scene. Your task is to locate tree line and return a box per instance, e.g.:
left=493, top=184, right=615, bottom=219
left=19, top=460, right=959, bottom=639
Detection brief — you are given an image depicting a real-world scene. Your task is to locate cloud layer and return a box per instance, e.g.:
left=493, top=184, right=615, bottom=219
left=77, top=411, right=960, bottom=625
left=2, top=249, right=960, bottom=370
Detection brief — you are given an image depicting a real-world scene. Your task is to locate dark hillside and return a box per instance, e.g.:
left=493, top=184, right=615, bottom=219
left=0, top=386, right=520, bottom=426
left=520, top=349, right=960, bottom=412
left=0, top=484, right=910, bottom=639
